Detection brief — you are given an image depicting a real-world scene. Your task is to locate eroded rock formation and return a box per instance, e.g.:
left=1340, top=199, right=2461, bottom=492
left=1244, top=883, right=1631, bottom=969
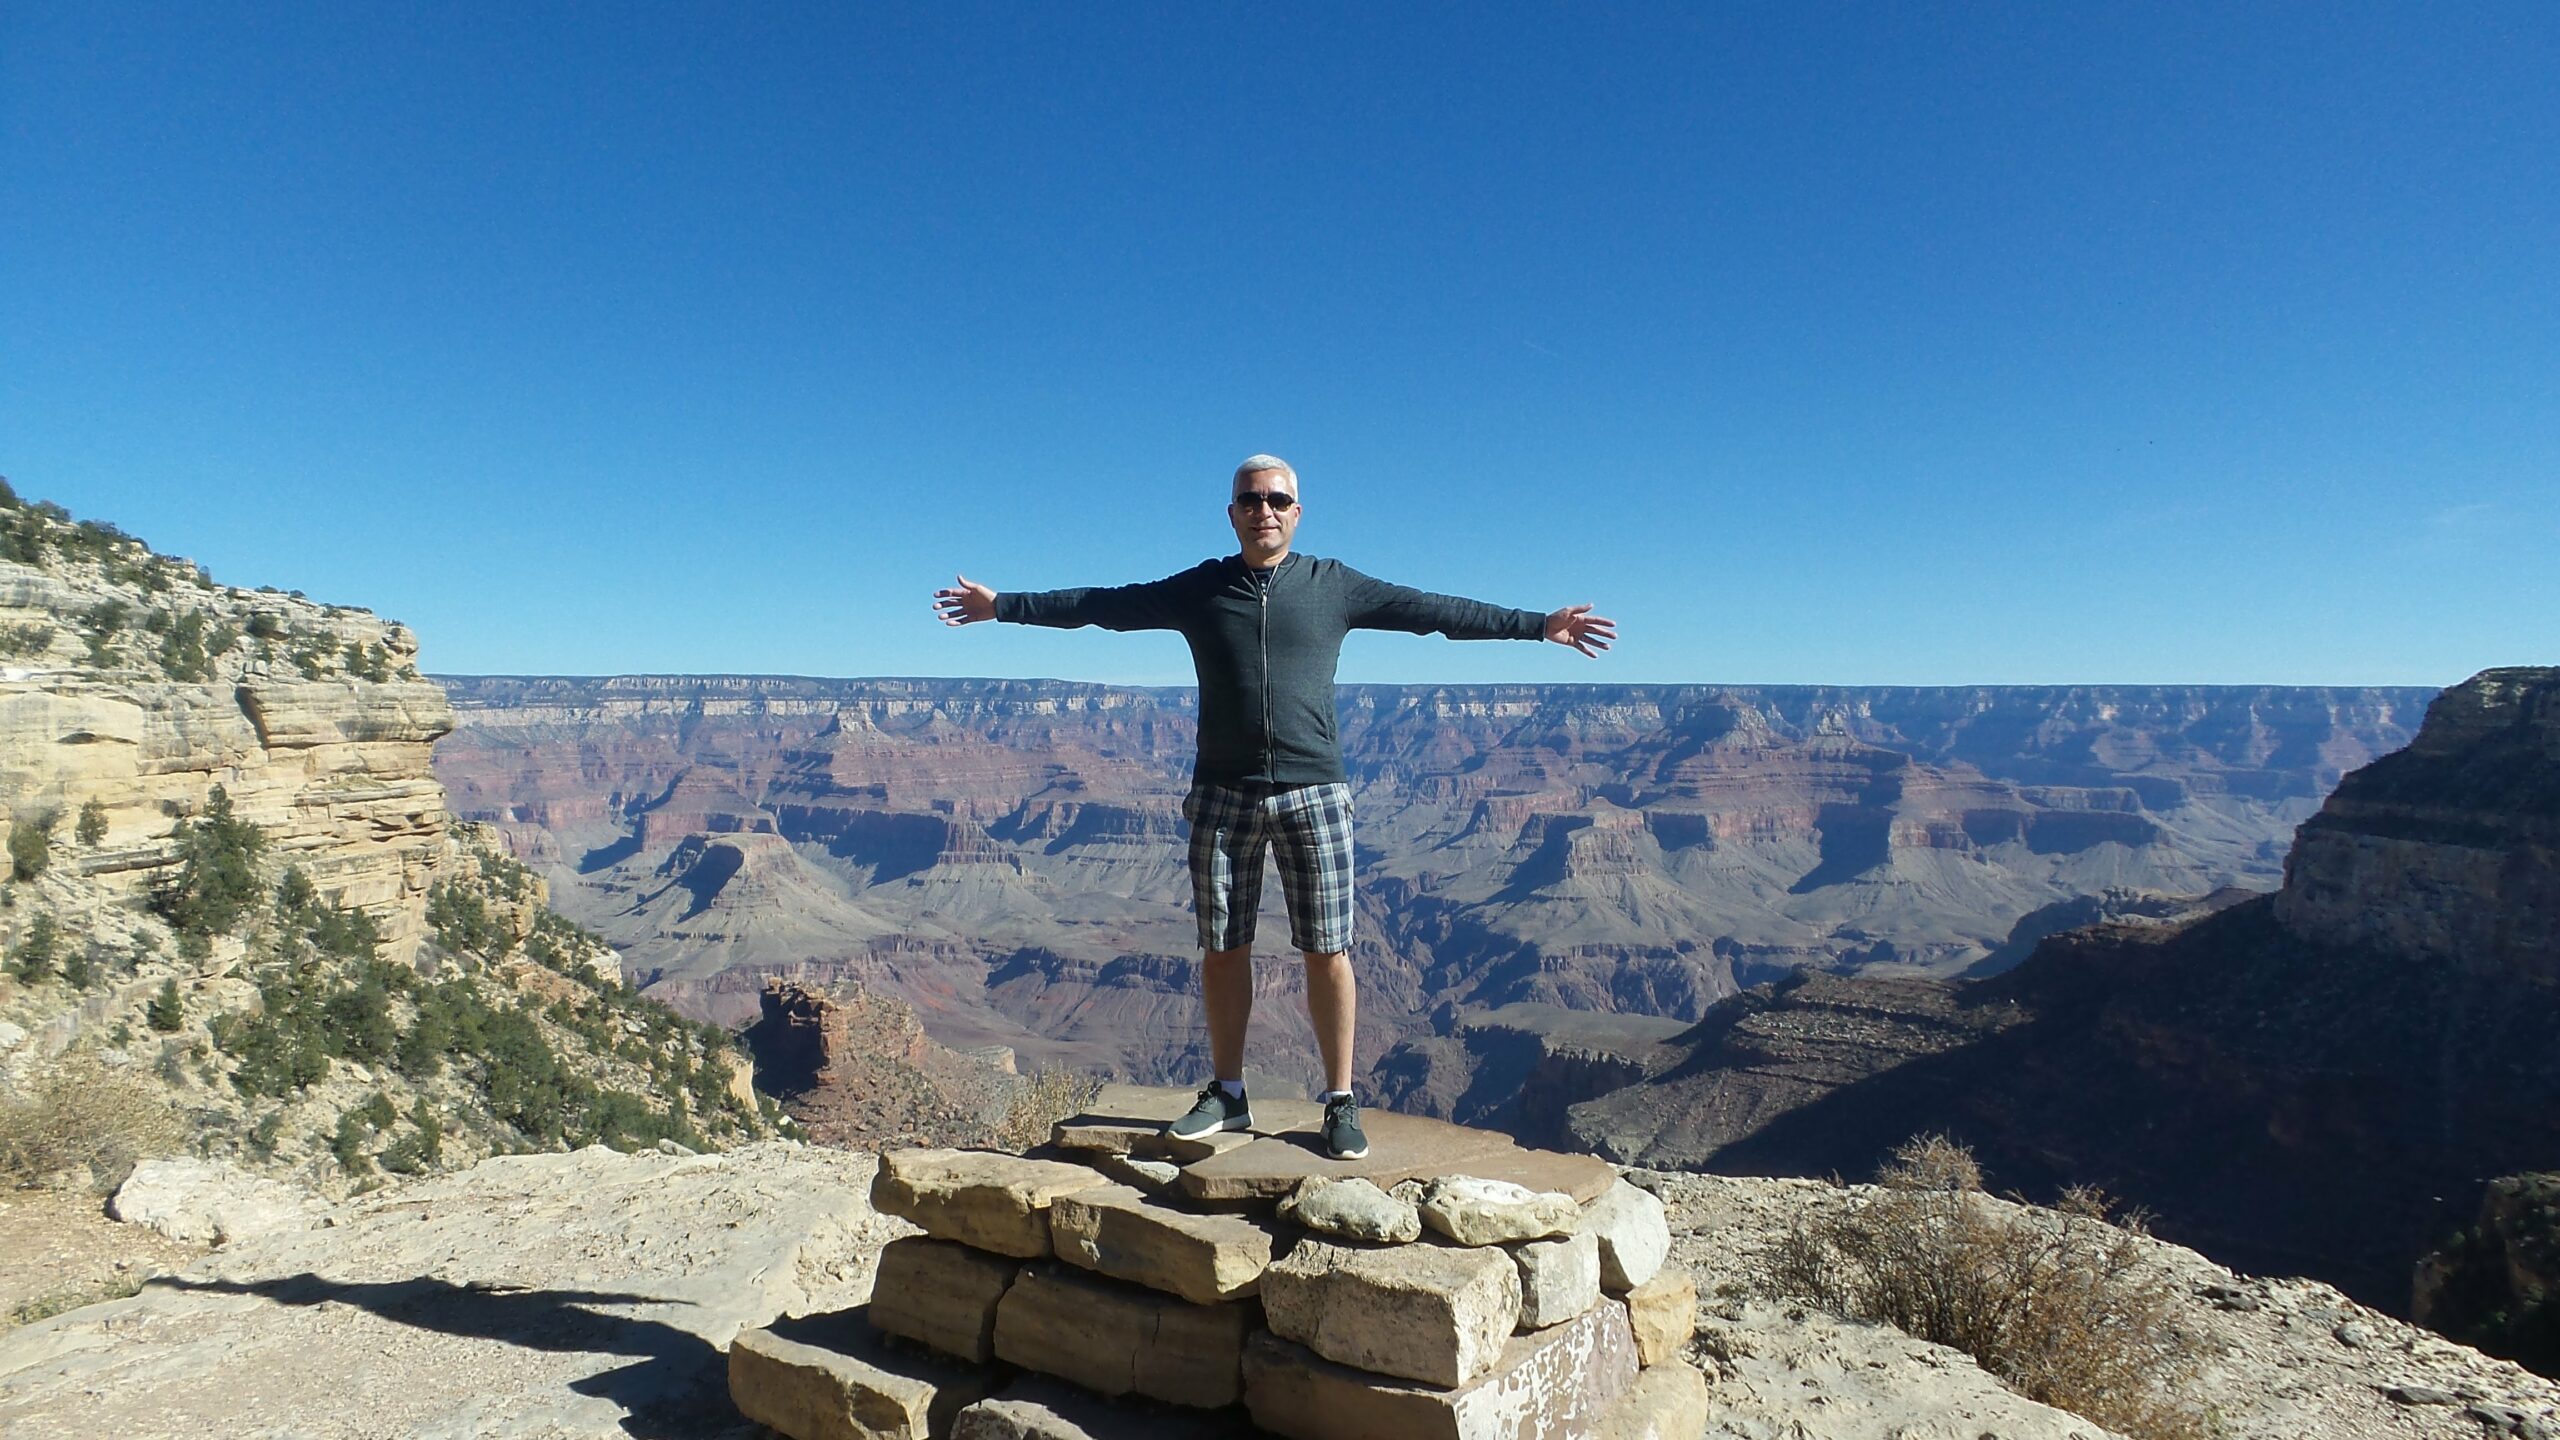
left=0, top=540, right=453, bottom=959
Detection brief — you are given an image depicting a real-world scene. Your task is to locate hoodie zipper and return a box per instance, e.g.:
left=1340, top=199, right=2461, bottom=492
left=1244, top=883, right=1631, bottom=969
left=1254, top=559, right=1274, bottom=778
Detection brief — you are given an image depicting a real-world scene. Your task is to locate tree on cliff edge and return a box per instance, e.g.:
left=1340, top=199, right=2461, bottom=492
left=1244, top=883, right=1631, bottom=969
left=159, top=786, right=266, bottom=951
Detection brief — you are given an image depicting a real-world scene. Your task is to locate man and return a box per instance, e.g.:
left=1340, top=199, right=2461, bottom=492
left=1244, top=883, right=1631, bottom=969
left=933, top=455, right=1614, bottom=1160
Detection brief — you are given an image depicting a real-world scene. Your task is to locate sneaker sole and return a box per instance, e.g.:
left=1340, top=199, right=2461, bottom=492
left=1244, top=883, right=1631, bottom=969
left=1327, top=1143, right=1370, bottom=1160
left=1165, top=1114, right=1255, bottom=1141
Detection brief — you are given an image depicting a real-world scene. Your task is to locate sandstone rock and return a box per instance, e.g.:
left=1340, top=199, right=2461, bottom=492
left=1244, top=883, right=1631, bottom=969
left=1260, top=1237, right=1522, bottom=1387
left=731, top=1309, right=998, bottom=1440
left=1420, top=1176, right=1583, bottom=1247
left=871, top=1148, right=1111, bottom=1258
left=1092, top=1154, right=1182, bottom=1192
left=867, top=1237, right=1018, bottom=1364
left=107, top=1158, right=325, bottom=1245
left=993, top=1264, right=1254, bottom=1409
left=1158, top=1129, right=1258, bottom=1165
left=0, top=1019, right=25, bottom=1054
left=1178, top=1109, right=1617, bottom=1205
left=1277, top=1176, right=1421, bottom=1244
left=1592, top=1358, right=1708, bottom=1440
left=1052, top=1119, right=1168, bottom=1156
left=1242, top=1298, right=1639, bottom=1440
left=1047, top=1183, right=1276, bottom=1304
left=1510, top=1230, right=1600, bottom=1330
left=1621, top=1268, right=1695, bottom=1367
left=951, top=1376, right=1260, bottom=1440
left=1584, top=1179, right=1669, bottom=1292
left=0, top=1143, right=904, bottom=1438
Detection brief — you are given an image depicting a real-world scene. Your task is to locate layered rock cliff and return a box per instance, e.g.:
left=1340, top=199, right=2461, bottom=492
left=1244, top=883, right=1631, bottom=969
left=1497, top=667, right=2560, bottom=1320
left=0, top=497, right=453, bottom=959
left=434, top=674, right=2428, bottom=1089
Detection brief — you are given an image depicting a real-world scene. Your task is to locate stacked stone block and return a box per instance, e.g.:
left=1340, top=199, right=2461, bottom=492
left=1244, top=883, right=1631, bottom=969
left=729, top=1095, right=1706, bottom=1440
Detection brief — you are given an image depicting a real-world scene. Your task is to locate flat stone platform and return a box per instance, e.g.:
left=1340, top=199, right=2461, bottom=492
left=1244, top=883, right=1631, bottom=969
left=1055, top=1085, right=1618, bottom=1206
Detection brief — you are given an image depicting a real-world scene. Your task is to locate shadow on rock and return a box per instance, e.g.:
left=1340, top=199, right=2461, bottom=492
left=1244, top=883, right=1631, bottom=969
left=160, top=1273, right=740, bottom=1438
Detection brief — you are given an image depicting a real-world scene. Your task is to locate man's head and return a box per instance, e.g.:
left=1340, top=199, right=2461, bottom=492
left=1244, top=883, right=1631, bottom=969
left=1229, top=454, right=1302, bottom=567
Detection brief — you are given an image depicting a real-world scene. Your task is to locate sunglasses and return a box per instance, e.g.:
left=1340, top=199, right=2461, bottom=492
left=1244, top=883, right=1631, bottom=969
left=1231, top=491, right=1298, bottom=512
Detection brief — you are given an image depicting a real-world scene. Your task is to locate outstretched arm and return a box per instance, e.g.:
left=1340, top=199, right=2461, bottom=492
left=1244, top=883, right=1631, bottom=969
left=932, top=568, right=1194, bottom=632
left=932, top=575, right=997, bottom=626
left=1543, top=604, right=1616, bottom=658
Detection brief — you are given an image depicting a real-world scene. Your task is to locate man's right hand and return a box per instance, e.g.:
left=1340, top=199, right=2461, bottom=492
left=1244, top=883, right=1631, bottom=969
left=933, top=574, right=997, bottom=626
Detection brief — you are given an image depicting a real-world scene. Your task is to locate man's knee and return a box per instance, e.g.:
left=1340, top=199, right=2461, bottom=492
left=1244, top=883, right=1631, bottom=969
left=1204, top=945, right=1253, bottom=968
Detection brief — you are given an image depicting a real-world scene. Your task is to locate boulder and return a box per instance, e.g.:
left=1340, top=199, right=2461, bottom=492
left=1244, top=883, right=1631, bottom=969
left=108, top=1157, right=325, bottom=1245
left=1047, top=1184, right=1277, bottom=1305
left=870, top=1148, right=1112, bottom=1258
left=1242, top=1298, right=1640, bottom=1440
left=993, top=1265, right=1254, bottom=1409
left=1510, top=1231, right=1600, bottom=1331
left=1583, top=1179, right=1669, bottom=1292
left=867, top=1237, right=1020, bottom=1364
left=1592, top=1358, right=1709, bottom=1440
left=1278, top=1176, right=1421, bottom=1244
left=1260, top=1237, right=1522, bottom=1387
left=730, top=1310, right=999, bottom=1440
left=1622, top=1268, right=1696, bottom=1368
left=1419, top=1176, right=1583, bottom=1247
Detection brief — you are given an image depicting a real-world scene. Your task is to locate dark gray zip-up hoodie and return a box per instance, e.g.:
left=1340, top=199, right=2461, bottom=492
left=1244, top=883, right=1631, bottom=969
left=995, top=553, right=1546, bottom=785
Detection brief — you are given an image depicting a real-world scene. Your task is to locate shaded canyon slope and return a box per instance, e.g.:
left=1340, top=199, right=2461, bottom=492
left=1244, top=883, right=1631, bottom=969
left=433, top=676, right=2426, bottom=1089
left=1500, top=667, right=2560, bottom=1315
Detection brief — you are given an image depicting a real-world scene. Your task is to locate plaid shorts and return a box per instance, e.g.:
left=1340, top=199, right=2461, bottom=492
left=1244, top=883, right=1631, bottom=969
left=1182, top=780, right=1356, bottom=954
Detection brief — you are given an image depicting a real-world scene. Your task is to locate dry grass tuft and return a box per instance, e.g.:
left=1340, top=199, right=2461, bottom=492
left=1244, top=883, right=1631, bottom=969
left=1760, top=1134, right=2215, bottom=1440
left=0, top=1052, right=187, bottom=1191
left=988, top=1066, right=1104, bottom=1153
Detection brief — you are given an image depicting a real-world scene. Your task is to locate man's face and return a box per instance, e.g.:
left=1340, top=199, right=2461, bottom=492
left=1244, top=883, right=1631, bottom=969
left=1229, top=468, right=1302, bottom=561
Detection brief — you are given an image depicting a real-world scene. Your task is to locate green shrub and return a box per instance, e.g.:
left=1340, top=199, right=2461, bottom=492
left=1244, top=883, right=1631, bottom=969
left=10, top=911, right=59, bottom=982
left=75, top=799, right=107, bottom=847
left=0, top=622, right=53, bottom=657
left=1759, top=1136, right=2208, bottom=1440
left=330, top=1111, right=372, bottom=1174
left=61, top=939, right=94, bottom=989
left=9, top=811, right=54, bottom=881
left=158, top=785, right=266, bottom=940
left=147, top=978, right=184, bottom=1032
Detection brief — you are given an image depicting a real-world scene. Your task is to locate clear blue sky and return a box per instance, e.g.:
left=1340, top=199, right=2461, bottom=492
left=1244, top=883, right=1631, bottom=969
left=4, top=4, right=2553, bottom=686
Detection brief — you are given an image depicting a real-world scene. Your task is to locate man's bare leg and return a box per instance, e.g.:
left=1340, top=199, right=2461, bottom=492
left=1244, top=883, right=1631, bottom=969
left=1303, top=949, right=1356, bottom=1095
left=1204, top=944, right=1254, bottom=1081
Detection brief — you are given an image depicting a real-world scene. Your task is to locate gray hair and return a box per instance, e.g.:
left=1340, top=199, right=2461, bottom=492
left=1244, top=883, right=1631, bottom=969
left=1233, top=454, right=1298, bottom=489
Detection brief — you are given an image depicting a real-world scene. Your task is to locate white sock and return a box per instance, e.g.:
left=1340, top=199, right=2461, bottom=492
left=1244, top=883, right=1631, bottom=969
left=1218, top=1079, right=1246, bottom=1099
left=1320, top=1089, right=1353, bottom=1104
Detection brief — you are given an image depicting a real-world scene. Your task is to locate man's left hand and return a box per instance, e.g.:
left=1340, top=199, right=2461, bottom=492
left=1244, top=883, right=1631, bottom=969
left=1544, top=604, right=1617, bottom=658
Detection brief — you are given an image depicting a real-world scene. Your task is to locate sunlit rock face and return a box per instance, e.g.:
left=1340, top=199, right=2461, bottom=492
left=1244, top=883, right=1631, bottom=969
left=0, top=550, right=455, bottom=960
left=434, top=674, right=2426, bottom=1087
left=2275, top=666, right=2560, bottom=981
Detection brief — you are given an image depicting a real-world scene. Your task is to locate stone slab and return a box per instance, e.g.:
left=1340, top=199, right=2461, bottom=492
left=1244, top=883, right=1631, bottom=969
left=868, top=1236, right=1020, bottom=1364
left=1243, top=1299, right=1642, bottom=1440
left=1052, top=1119, right=1172, bottom=1156
left=1622, top=1268, right=1696, bottom=1368
left=1049, top=1183, right=1279, bottom=1304
left=953, top=1376, right=1262, bottom=1440
left=1511, top=1230, right=1602, bottom=1331
left=1584, top=1180, right=1671, bottom=1293
left=1261, top=1237, right=1523, bottom=1387
left=994, top=1264, right=1255, bottom=1409
left=1592, top=1359, right=1709, bottom=1440
left=730, top=1308, right=1000, bottom=1440
left=872, top=1147, right=1114, bottom=1258
left=1092, top=1152, right=1184, bottom=1193
left=1177, top=1110, right=1618, bottom=1206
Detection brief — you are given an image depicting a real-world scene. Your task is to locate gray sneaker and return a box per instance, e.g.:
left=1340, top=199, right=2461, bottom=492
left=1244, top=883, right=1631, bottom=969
left=1322, top=1093, right=1369, bottom=1160
left=1167, top=1082, right=1254, bottom=1141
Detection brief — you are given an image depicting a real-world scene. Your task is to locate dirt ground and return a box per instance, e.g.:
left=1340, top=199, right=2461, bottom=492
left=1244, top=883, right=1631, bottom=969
left=0, top=1187, right=206, bottom=1330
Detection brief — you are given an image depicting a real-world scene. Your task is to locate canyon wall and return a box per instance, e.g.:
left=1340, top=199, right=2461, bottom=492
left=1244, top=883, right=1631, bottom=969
left=435, top=674, right=2427, bottom=1087
left=0, top=530, right=454, bottom=959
